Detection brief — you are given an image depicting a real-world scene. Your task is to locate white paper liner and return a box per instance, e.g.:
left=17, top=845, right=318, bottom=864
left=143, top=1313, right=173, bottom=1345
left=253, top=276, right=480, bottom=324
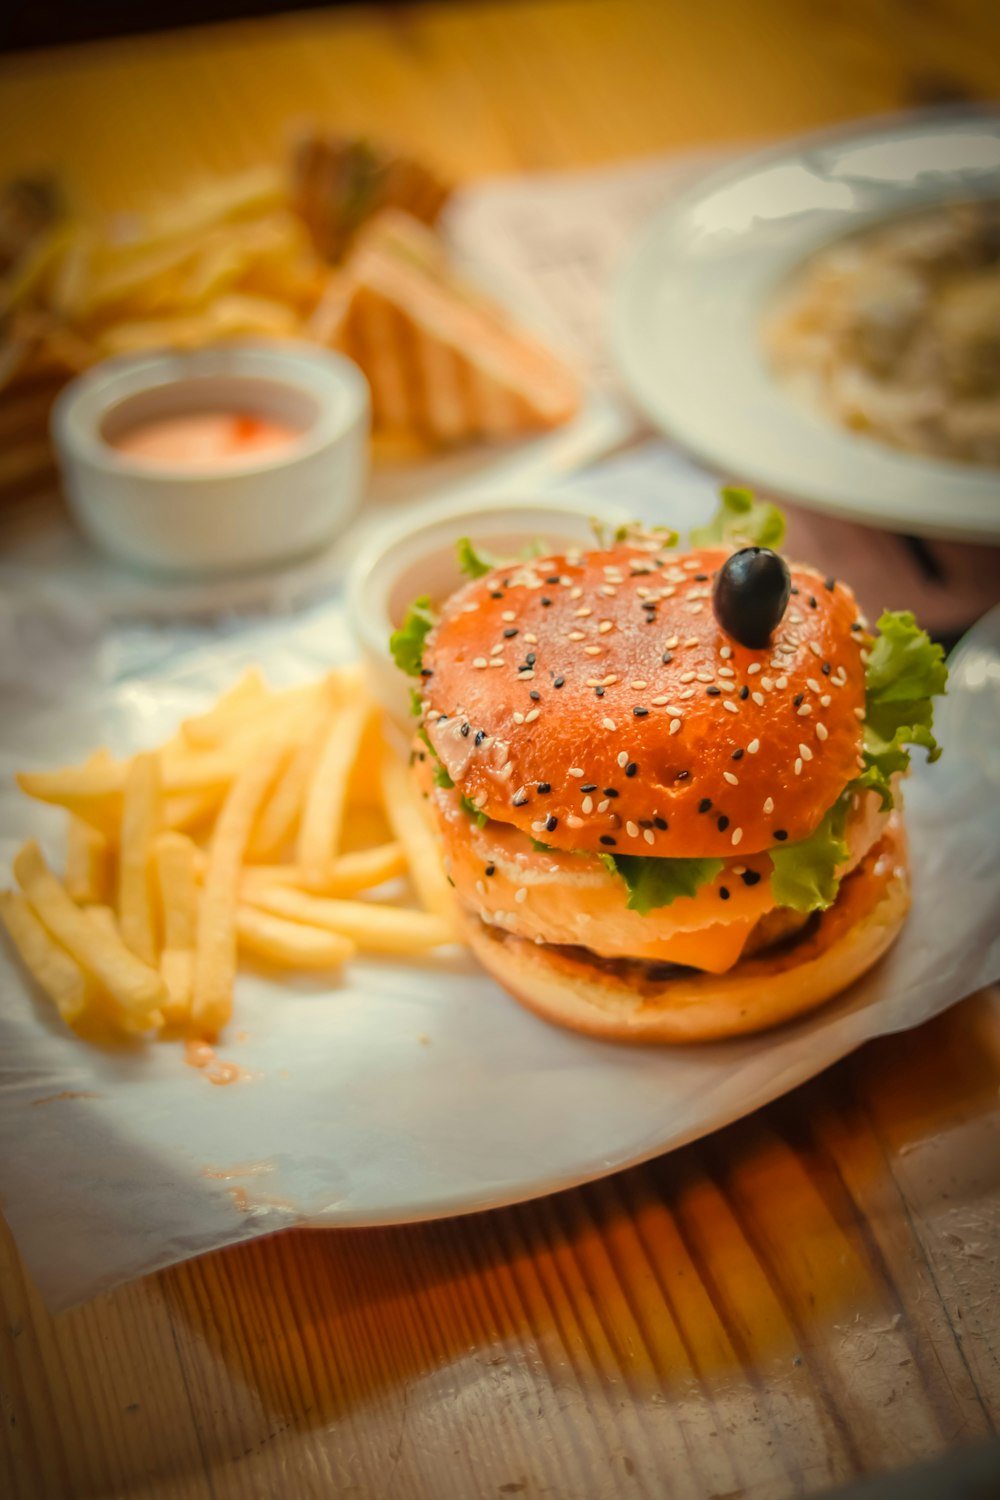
left=1, top=591, right=997, bottom=1311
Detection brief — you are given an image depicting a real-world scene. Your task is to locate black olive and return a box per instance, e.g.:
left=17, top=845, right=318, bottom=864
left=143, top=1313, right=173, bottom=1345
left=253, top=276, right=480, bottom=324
left=712, top=547, right=791, bottom=649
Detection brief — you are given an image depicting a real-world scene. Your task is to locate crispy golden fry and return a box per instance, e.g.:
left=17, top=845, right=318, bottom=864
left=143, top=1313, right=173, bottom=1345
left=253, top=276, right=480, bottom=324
left=84, top=903, right=118, bottom=937
left=18, top=744, right=247, bottom=824
left=184, top=679, right=324, bottom=751
left=13, top=841, right=165, bottom=1021
left=248, top=707, right=332, bottom=861
left=65, top=808, right=111, bottom=903
left=192, top=743, right=284, bottom=1037
left=163, top=786, right=224, bottom=833
left=154, top=831, right=199, bottom=1024
left=179, top=667, right=267, bottom=746
left=378, top=738, right=455, bottom=924
left=0, top=888, right=89, bottom=1025
left=296, top=695, right=372, bottom=887
left=240, top=884, right=453, bottom=955
left=240, top=842, right=407, bottom=897
left=236, top=905, right=355, bottom=969
left=117, top=751, right=162, bottom=966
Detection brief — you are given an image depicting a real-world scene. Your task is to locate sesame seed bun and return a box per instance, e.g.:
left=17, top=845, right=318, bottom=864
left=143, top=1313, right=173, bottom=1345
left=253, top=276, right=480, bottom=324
left=461, top=821, right=910, bottom=1043
left=422, top=543, right=866, bottom=858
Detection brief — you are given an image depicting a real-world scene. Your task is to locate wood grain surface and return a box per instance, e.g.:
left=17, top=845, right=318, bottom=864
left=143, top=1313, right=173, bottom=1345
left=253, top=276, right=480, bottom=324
left=1, top=3, right=1000, bottom=1497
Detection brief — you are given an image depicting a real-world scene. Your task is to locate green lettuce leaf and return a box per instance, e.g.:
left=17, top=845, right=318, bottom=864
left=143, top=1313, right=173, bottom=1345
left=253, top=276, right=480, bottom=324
left=456, top=537, right=495, bottom=579
left=860, top=610, right=948, bottom=809
left=689, top=486, right=786, bottom=550
left=389, top=596, right=436, bottom=678
left=601, top=853, right=724, bottom=914
left=459, top=794, right=488, bottom=829
left=769, top=795, right=850, bottom=914
left=432, top=762, right=455, bottom=790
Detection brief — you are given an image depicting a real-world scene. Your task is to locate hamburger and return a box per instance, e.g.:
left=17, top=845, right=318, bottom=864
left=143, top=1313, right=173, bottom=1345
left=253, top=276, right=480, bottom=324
left=391, top=490, right=947, bottom=1041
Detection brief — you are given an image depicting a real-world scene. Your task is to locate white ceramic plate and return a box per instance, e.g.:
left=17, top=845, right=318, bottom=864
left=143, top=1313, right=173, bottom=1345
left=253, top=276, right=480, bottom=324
left=611, top=109, right=1000, bottom=542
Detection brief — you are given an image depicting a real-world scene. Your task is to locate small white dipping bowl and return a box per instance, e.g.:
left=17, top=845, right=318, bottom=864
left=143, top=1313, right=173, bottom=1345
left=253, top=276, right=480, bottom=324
left=52, top=343, right=370, bottom=577
left=348, top=491, right=634, bottom=731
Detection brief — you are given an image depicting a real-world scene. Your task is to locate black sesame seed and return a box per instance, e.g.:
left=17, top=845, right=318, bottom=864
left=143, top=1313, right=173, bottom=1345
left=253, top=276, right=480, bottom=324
left=676, top=770, right=690, bottom=781
left=653, top=816, right=668, bottom=830
left=717, top=815, right=730, bottom=832
left=719, top=886, right=731, bottom=901
left=808, top=595, right=817, bottom=609
left=503, top=628, right=518, bottom=638
left=639, top=819, right=654, bottom=829
left=625, top=762, right=638, bottom=778
left=774, top=829, right=788, bottom=841
left=851, top=621, right=862, bottom=631
left=529, top=690, right=540, bottom=701
left=739, top=686, right=749, bottom=700
left=595, top=686, right=605, bottom=698
left=438, top=714, right=448, bottom=723
left=475, top=730, right=485, bottom=746
left=485, top=865, right=495, bottom=877
left=793, top=692, right=804, bottom=707
left=694, top=573, right=708, bottom=582
left=821, top=661, right=831, bottom=675
left=600, top=835, right=617, bottom=846
left=790, top=586, right=799, bottom=596
left=490, top=591, right=503, bottom=599
left=824, top=576, right=835, bottom=591
left=633, top=706, right=649, bottom=717
left=706, top=686, right=721, bottom=697
left=699, top=798, right=712, bottom=813
left=645, top=615, right=657, bottom=623
left=540, top=597, right=552, bottom=607
left=642, top=600, right=657, bottom=610
left=603, top=788, right=619, bottom=798
left=741, top=870, right=761, bottom=887
left=526, top=653, right=536, bottom=667
left=662, top=651, right=673, bottom=664
left=545, top=575, right=560, bottom=585
left=580, top=783, right=597, bottom=792
left=732, top=748, right=744, bottom=760
left=545, top=815, right=558, bottom=832
left=537, top=783, right=551, bottom=794
left=417, top=751, right=426, bottom=762
left=554, top=676, right=565, bottom=688
left=420, top=667, right=433, bottom=677
left=460, top=722, right=470, bottom=737
left=513, top=793, right=529, bottom=806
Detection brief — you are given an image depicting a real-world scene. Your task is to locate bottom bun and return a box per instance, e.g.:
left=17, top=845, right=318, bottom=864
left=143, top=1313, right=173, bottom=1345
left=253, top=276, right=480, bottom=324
left=462, top=820, right=910, bottom=1042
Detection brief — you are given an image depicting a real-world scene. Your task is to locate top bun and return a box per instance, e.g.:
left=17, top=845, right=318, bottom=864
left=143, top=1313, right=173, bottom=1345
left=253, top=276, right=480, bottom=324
left=420, top=542, right=867, bottom=858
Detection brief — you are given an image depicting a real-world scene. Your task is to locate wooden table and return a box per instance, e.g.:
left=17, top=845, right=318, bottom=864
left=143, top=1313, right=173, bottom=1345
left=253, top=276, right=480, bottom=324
left=2, top=4, right=999, bottom=1496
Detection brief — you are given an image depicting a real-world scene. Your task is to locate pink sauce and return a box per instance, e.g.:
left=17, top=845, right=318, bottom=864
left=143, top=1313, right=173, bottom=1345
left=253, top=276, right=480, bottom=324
left=111, top=411, right=303, bottom=469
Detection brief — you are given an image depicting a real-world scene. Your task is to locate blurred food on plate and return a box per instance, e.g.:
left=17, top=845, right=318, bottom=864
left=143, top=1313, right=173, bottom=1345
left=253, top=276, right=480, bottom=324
left=765, top=198, right=1000, bottom=467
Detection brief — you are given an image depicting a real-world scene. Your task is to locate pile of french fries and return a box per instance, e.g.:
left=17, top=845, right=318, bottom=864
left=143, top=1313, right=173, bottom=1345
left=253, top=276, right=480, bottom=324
left=1, top=665, right=456, bottom=1044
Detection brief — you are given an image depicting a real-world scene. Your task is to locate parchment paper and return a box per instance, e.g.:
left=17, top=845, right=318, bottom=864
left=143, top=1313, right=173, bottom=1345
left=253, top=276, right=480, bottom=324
left=1, top=582, right=998, bottom=1311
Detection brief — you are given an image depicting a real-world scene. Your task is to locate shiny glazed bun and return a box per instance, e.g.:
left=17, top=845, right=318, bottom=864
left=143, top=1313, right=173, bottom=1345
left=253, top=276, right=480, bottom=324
left=422, top=544, right=867, bottom=858
left=462, top=821, right=910, bottom=1043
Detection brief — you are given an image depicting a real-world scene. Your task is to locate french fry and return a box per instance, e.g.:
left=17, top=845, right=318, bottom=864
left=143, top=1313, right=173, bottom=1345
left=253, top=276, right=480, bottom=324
left=154, top=832, right=198, bottom=1024
left=192, top=742, right=284, bottom=1037
left=296, top=695, right=372, bottom=887
left=378, top=739, right=455, bottom=923
left=183, top=679, right=323, bottom=751
left=0, top=889, right=89, bottom=1025
left=163, top=786, right=224, bottom=833
left=180, top=667, right=267, bottom=746
left=248, top=706, right=332, bottom=861
left=240, top=842, right=407, bottom=897
left=239, top=884, right=453, bottom=955
left=236, top=906, right=355, bottom=969
left=117, top=751, right=162, bottom=966
left=13, top=841, right=165, bottom=1021
left=18, top=744, right=248, bottom=823
left=65, top=795, right=112, bottom=905
left=84, top=903, right=118, bottom=937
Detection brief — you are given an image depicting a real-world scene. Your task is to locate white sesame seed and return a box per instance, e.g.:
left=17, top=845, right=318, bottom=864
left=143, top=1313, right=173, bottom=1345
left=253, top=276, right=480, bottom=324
left=809, top=641, right=823, bottom=658
left=626, top=821, right=639, bottom=838
left=794, top=758, right=803, bottom=775
left=679, top=687, right=696, bottom=700
left=662, top=586, right=676, bottom=598
left=582, top=796, right=594, bottom=814
left=643, top=828, right=656, bottom=845
left=854, top=706, right=866, bottom=720
left=601, top=585, right=617, bottom=596
left=568, top=767, right=584, bottom=777
left=602, top=718, right=617, bottom=732
left=752, top=691, right=765, bottom=706
left=776, top=676, right=788, bottom=690
left=566, top=814, right=584, bottom=829
left=731, top=828, right=743, bottom=847
left=599, top=621, right=613, bottom=634
left=666, top=636, right=680, bottom=649
left=570, top=587, right=583, bottom=600
left=696, top=672, right=714, bottom=684
left=733, top=866, right=746, bottom=876
left=490, top=643, right=504, bottom=656
left=568, top=630, right=585, bottom=641
left=747, top=662, right=761, bottom=675
left=685, top=637, right=699, bottom=647
left=723, top=700, right=738, bottom=713
left=476, top=880, right=486, bottom=897
left=816, top=722, right=829, bottom=741
left=820, top=694, right=831, bottom=707
left=761, top=676, right=774, bottom=691
left=679, top=671, right=696, bottom=683
left=630, top=679, right=648, bottom=689
left=764, top=797, right=774, bottom=814
left=574, top=607, right=592, bottom=618
left=501, top=610, right=516, bottom=622
left=499, top=762, right=514, bottom=779
left=473, top=657, right=488, bottom=668
left=584, top=645, right=602, bottom=656
left=515, top=887, right=528, bottom=904
left=462, top=602, right=479, bottom=613
left=531, top=821, right=547, bottom=833
left=525, top=708, right=540, bottom=723
left=474, top=792, right=488, bottom=808
left=724, top=771, right=739, bottom=785
left=516, top=669, right=534, bottom=679
left=718, top=666, right=736, bottom=678
left=652, top=695, right=670, bottom=706
left=747, top=738, right=760, bottom=754
left=720, top=645, right=733, bottom=660
left=687, top=603, right=703, bottom=614
left=807, top=678, right=821, bottom=693
left=670, top=718, right=682, bottom=735
left=617, top=751, right=629, bottom=768
left=523, top=633, right=537, bottom=644
left=797, top=703, right=812, bottom=716
left=513, top=711, right=525, bottom=724
left=597, top=799, right=610, bottom=813
left=799, top=743, right=813, bottom=761
left=586, top=678, right=602, bottom=688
